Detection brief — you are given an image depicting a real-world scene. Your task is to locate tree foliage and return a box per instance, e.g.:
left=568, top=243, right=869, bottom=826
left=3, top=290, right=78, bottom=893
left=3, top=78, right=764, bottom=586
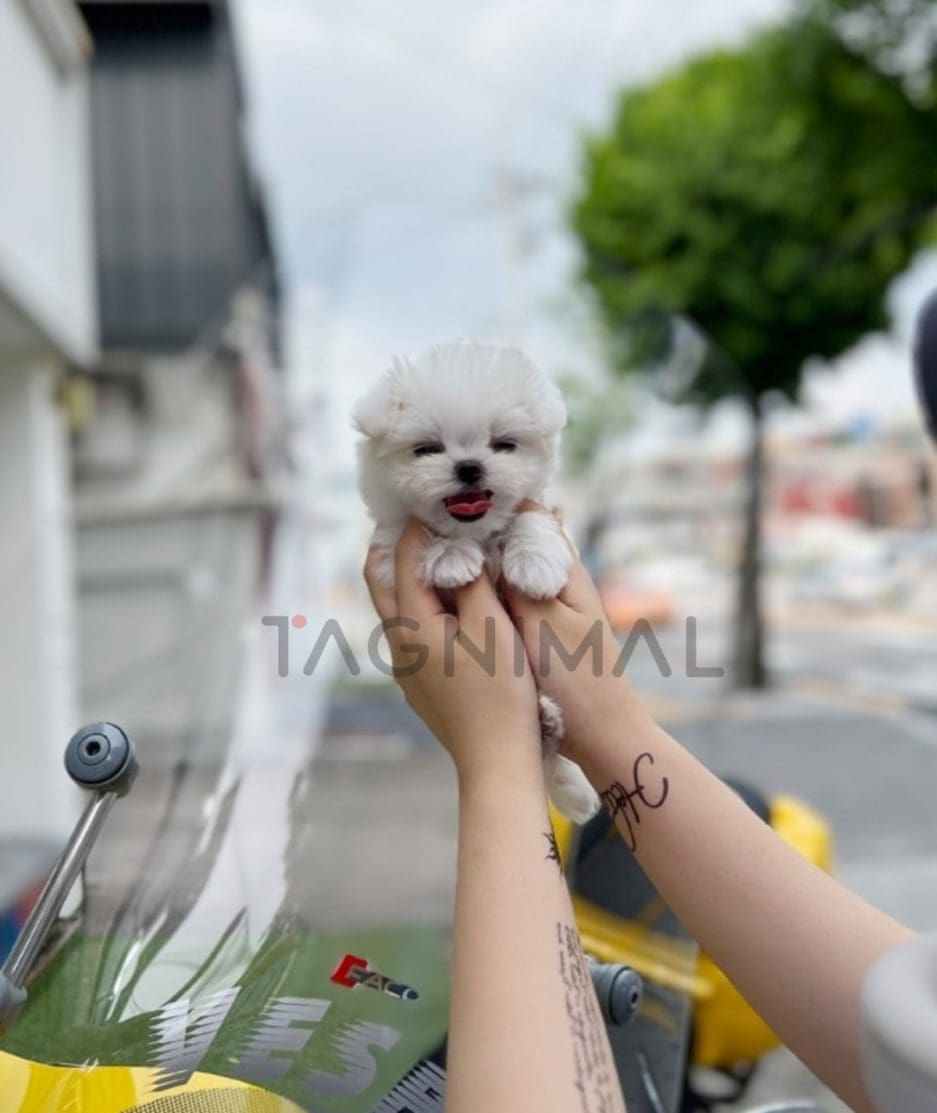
left=572, top=16, right=937, bottom=409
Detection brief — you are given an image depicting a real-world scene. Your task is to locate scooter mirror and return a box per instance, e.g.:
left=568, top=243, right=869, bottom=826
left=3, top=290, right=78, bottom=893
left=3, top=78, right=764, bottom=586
left=915, top=290, right=937, bottom=441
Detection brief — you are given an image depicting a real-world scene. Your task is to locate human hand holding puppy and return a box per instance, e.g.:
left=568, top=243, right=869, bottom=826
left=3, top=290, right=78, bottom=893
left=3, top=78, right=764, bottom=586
left=500, top=501, right=652, bottom=771
left=366, top=500, right=648, bottom=785
left=364, top=519, right=543, bottom=790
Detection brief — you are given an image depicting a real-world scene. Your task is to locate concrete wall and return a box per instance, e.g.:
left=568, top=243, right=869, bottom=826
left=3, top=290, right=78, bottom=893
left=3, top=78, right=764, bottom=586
left=0, top=0, right=96, bottom=363
left=75, top=504, right=264, bottom=768
left=0, top=364, right=80, bottom=839
left=0, top=0, right=97, bottom=841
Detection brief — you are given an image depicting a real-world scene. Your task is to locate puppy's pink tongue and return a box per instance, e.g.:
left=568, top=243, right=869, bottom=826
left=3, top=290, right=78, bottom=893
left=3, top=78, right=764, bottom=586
left=445, top=491, right=493, bottom=517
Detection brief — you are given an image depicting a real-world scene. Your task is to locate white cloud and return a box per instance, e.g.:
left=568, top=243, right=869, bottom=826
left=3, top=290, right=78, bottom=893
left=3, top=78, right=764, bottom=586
left=464, top=0, right=787, bottom=123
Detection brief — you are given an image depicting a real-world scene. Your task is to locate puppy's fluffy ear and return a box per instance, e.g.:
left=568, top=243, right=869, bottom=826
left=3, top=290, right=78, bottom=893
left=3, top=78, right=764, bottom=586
left=352, top=360, right=405, bottom=440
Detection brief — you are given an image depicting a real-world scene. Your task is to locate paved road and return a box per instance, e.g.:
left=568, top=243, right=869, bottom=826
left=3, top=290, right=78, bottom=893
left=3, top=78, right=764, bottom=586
left=673, top=695, right=935, bottom=1113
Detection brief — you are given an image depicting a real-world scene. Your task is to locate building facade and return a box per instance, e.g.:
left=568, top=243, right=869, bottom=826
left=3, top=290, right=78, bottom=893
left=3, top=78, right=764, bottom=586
left=0, top=0, right=97, bottom=845
left=72, top=0, right=283, bottom=759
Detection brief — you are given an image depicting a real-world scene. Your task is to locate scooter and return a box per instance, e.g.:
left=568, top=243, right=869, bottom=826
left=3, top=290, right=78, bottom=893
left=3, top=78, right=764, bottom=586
left=0, top=723, right=137, bottom=1039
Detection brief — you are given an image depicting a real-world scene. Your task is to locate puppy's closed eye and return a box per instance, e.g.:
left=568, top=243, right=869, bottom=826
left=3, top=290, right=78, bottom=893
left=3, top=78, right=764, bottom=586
left=490, top=439, right=518, bottom=453
left=413, top=442, right=444, bottom=457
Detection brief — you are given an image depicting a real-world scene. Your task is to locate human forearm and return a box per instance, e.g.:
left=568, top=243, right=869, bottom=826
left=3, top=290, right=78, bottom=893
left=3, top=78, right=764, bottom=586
left=502, top=514, right=915, bottom=1110
left=446, top=754, right=626, bottom=1113
left=362, top=528, right=625, bottom=1110
left=578, top=694, right=911, bottom=1113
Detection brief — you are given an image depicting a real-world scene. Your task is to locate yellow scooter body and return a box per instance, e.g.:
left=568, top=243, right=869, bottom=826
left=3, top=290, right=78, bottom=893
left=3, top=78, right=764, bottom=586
left=0, top=1053, right=306, bottom=1113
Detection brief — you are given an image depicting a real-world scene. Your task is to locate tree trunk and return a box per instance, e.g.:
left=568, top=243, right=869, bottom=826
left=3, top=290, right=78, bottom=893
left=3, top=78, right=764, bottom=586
left=733, top=395, right=768, bottom=689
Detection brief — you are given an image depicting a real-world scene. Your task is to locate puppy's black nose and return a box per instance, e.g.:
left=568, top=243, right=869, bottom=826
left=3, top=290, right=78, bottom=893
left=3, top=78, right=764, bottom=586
left=455, top=460, right=484, bottom=486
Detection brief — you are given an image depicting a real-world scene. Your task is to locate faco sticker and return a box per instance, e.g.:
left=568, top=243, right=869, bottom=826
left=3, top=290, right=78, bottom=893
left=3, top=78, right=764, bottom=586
left=330, top=953, right=421, bottom=1002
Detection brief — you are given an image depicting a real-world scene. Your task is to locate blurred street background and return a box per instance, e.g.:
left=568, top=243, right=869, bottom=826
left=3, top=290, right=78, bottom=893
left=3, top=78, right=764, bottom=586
left=0, top=0, right=935, bottom=1110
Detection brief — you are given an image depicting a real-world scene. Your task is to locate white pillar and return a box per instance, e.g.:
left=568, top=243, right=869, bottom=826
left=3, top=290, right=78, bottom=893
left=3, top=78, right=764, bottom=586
left=0, top=361, right=80, bottom=841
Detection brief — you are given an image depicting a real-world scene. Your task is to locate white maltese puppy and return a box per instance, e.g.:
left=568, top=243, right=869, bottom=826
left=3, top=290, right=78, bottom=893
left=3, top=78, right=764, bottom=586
left=353, top=339, right=600, bottom=823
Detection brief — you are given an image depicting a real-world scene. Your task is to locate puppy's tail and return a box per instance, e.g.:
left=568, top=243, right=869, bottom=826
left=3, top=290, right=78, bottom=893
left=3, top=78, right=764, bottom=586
left=544, top=752, right=601, bottom=825
left=537, top=694, right=600, bottom=824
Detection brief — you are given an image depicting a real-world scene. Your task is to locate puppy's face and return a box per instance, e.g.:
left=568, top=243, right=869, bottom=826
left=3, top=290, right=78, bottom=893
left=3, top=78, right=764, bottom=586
left=354, top=341, right=566, bottom=539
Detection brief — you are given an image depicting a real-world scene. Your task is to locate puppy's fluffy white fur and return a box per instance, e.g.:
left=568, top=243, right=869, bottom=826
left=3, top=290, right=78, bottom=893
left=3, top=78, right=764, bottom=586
left=353, top=339, right=599, bottom=823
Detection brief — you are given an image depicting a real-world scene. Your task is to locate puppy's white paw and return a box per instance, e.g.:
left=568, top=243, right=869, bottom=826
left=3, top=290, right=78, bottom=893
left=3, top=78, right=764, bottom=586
left=504, top=545, right=569, bottom=599
left=502, top=511, right=572, bottom=600
left=544, top=752, right=601, bottom=824
left=422, top=537, right=485, bottom=589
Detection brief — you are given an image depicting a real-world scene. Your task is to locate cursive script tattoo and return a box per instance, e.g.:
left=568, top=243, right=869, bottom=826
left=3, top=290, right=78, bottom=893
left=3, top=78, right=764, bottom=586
left=545, top=830, right=562, bottom=875
left=598, top=751, right=669, bottom=852
left=556, top=922, right=618, bottom=1113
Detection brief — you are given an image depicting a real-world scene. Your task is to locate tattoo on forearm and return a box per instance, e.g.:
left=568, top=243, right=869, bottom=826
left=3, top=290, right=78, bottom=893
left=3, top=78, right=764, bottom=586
left=598, top=751, right=669, bottom=852
left=556, top=922, right=618, bottom=1113
left=545, top=830, right=562, bottom=875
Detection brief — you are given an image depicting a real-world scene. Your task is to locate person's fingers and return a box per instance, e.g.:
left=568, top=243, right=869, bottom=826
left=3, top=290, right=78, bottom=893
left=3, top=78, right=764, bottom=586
left=557, top=552, right=605, bottom=613
left=394, top=519, right=446, bottom=621
left=451, top=567, right=506, bottom=642
left=363, top=546, right=397, bottom=623
left=499, top=577, right=558, bottom=627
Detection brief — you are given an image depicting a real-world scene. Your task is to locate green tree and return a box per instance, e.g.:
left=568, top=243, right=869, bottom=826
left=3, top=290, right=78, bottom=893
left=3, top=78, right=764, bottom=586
left=572, top=14, right=937, bottom=687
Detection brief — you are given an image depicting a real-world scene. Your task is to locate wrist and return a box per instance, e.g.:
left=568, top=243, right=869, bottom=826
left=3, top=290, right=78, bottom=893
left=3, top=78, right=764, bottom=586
left=455, top=739, right=545, bottom=800
left=558, top=676, right=643, bottom=761
left=566, top=687, right=663, bottom=781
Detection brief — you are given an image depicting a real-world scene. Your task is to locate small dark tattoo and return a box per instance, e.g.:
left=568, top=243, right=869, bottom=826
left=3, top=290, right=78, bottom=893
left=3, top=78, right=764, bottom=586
left=545, top=830, right=562, bottom=875
left=598, top=751, right=669, bottom=852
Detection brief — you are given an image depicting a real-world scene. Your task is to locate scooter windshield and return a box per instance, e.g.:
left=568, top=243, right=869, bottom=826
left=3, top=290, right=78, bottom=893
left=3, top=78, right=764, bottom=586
left=0, top=512, right=452, bottom=1113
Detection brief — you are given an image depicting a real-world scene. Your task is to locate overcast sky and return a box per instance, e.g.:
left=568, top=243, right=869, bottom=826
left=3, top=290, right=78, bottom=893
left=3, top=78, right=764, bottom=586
left=233, top=0, right=934, bottom=463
